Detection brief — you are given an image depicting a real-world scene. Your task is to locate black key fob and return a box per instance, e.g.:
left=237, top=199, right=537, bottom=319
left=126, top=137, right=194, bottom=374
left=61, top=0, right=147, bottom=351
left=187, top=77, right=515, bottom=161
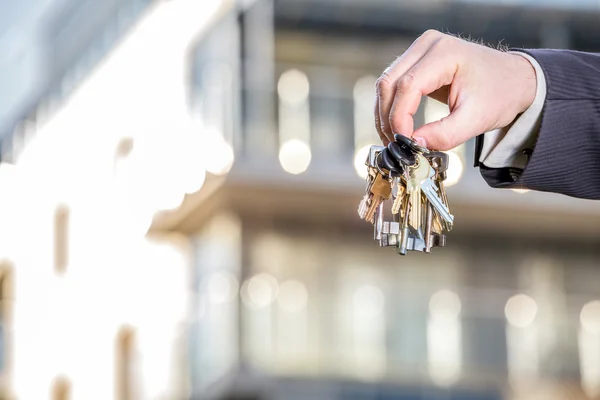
left=387, top=141, right=416, bottom=167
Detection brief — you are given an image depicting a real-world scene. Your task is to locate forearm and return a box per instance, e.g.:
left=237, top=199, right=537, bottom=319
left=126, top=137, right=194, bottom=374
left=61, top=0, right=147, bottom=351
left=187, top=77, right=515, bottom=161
left=477, top=49, right=600, bottom=200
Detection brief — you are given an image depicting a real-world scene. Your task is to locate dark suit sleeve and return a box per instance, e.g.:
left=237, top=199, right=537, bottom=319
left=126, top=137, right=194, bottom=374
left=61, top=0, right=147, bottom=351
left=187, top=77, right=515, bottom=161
left=475, top=49, right=600, bottom=200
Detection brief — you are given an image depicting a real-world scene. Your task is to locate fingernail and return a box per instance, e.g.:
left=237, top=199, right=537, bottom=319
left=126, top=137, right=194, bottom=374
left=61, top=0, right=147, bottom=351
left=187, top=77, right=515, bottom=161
left=413, top=136, right=428, bottom=148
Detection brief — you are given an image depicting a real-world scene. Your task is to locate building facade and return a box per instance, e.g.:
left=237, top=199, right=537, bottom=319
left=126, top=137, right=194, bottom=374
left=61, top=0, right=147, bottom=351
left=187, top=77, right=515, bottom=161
left=0, top=0, right=600, bottom=399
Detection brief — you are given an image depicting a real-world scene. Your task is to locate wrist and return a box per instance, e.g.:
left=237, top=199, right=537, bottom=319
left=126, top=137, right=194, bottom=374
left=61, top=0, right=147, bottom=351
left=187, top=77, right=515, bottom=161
left=511, top=52, right=538, bottom=113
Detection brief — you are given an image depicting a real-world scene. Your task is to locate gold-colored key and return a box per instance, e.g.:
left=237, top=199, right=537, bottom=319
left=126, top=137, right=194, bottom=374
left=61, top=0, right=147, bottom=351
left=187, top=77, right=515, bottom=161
left=406, top=155, right=431, bottom=230
left=358, top=165, right=393, bottom=223
left=391, top=177, right=405, bottom=216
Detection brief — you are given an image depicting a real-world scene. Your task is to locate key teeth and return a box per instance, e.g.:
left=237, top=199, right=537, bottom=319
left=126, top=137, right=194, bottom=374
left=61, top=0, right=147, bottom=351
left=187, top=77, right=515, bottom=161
left=357, top=198, right=368, bottom=219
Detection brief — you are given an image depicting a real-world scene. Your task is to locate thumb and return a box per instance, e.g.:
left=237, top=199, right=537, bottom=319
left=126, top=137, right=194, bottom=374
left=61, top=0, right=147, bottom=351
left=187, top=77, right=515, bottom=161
left=412, top=107, right=476, bottom=151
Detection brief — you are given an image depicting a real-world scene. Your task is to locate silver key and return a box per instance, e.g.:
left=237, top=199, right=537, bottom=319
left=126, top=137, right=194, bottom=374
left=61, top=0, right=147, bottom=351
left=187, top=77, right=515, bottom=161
left=406, top=155, right=430, bottom=230
left=419, top=167, right=454, bottom=227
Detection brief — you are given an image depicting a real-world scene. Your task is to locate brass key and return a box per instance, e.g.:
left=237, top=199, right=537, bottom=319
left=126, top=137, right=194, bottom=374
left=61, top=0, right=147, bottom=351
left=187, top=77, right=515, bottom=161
left=406, top=156, right=431, bottom=230
left=358, top=167, right=392, bottom=224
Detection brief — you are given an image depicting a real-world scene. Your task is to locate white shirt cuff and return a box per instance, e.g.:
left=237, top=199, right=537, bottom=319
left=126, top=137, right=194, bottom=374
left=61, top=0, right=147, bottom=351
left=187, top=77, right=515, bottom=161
left=479, top=52, right=547, bottom=169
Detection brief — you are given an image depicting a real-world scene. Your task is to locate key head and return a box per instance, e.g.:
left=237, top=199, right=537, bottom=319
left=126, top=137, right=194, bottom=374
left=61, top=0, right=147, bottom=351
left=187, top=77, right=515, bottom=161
left=394, top=134, right=430, bottom=154
left=358, top=169, right=392, bottom=224
left=367, top=145, right=386, bottom=168
left=370, top=173, right=392, bottom=199
left=425, top=151, right=449, bottom=173
left=424, top=151, right=449, bottom=181
left=379, top=148, right=403, bottom=177
left=409, top=155, right=432, bottom=185
left=387, top=141, right=416, bottom=167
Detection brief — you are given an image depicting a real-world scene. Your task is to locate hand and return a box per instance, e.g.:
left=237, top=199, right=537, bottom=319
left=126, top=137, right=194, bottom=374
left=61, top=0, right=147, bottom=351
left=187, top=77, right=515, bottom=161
left=374, top=30, right=537, bottom=150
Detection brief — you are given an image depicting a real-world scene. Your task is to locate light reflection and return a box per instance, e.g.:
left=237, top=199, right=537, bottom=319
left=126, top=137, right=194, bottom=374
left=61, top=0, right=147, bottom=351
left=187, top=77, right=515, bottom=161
left=351, top=284, right=386, bottom=379
left=427, top=289, right=462, bottom=387
left=505, top=294, right=538, bottom=328
left=278, top=69, right=310, bottom=106
left=179, top=129, right=207, bottom=194
left=580, top=300, right=600, bottom=334
left=279, top=139, right=311, bottom=175
left=278, top=69, right=311, bottom=172
left=204, top=271, right=239, bottom=305
left=444, top=151, right=463, bottom=187
left=7, top=0, right=221, bottom=397
left=353, top=144, right=371, bottom=179
left=429, top=289, right=461, bottom=319
left=579, top=301, right=600, bottom=398
left=242, top=273, right=279, bottom=309
left=201, top=128, right=234, bottom=176
left=505, top=294, right=540, bottom=389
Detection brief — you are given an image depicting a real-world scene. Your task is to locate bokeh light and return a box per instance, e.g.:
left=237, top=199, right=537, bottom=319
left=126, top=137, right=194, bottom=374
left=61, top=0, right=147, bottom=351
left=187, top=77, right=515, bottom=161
left=242, top=273, right=279, bottom=309
left=278, top=69, right=310, bottom=106
left=353, top=144, right=371, bottom=179
left=444, top=151, right=464, bottom=187
left=204, top=271, right=239, bottom=304
left=429, top=289, right=462, bottom=319
left=505, top=294, right=538, bottom=328
left=581, top=300, right=600, bottom=334
left=202, top=128, right=235, bottom=176
left=279, top=139, right=312, bottom=174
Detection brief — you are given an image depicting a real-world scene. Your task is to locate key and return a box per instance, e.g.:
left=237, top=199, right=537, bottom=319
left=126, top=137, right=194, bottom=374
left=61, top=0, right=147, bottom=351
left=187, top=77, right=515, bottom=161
left=398, top=192, right=411, bottom=255
left=425, top=151, right=449, bottom=181
left=424, top=201, right=433, bottom=253
left=425, top=151, right=452, bottom=231
left=419, top=166, right=454, bottom=227
left=406, top=156, right=431, bottom=230
left=357, top=167, right=392, bottom=224
left=391, top=177, right=405, bottom=216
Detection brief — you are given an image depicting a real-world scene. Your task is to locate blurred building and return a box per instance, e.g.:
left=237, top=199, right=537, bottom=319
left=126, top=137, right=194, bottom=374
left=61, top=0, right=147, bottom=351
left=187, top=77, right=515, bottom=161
left=1, top=0, right=600, bottom=399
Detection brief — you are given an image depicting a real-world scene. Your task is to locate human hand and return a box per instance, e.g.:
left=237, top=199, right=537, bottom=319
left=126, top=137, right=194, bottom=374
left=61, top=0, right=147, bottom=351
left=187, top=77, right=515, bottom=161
left=374, top=30, right=537, bottom=150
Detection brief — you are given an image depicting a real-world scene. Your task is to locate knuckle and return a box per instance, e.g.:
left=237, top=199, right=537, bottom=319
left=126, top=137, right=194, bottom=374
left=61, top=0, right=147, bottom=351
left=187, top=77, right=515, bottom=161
left=439, top=34, right=459, bottom=50
left=375, top=74, right=392, bottom=93
left=397, top=73, right=416, bottom=91
left=380, top=121, right=389, bottom=133
left=436, top=34, right=451, bottom=47
left=421, top=29, right=441, bottom=41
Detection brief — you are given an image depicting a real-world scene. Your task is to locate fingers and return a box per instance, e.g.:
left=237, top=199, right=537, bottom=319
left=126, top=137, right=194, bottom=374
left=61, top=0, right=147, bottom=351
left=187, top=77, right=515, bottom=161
left=388, top=42, right=459, bottom=141
left=373, top=95, right=389, bottom=145
left=412, top=105, right=475, bottom=151
left=376, top=30, right=443, bottom=142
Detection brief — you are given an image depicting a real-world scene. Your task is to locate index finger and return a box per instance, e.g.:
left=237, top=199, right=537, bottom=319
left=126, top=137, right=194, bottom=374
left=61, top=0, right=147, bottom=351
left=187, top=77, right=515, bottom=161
left=376, top=30, right=445, bottom=142
left=389, top=44, right=459, bottom=140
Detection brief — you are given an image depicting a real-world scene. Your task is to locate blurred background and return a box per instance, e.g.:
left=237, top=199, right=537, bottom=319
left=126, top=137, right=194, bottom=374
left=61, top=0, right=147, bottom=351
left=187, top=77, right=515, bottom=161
left=1, top=0, right=600, bottom=399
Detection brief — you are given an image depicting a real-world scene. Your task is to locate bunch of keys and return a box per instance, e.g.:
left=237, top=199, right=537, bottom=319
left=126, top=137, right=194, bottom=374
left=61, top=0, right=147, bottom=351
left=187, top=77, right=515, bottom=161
left=357, top=134, right=454, bottom=255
